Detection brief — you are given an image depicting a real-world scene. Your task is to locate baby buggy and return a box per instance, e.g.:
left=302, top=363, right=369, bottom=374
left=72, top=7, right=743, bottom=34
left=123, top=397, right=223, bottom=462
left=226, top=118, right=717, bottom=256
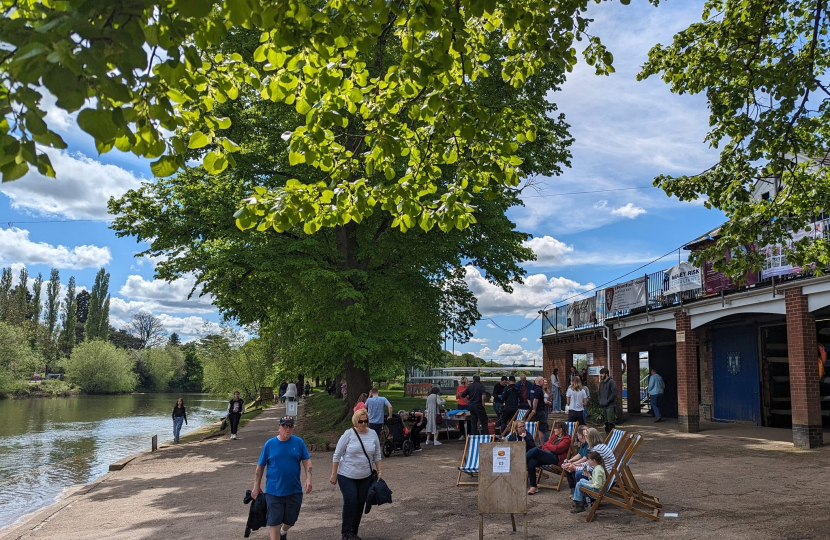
left=383, top=414, right=413, bottom=457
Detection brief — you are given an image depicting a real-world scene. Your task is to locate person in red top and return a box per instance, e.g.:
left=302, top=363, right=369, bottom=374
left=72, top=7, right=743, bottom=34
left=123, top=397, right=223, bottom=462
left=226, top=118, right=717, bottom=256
left=525, top=421, right=571, bottom=495
left=455, top=377, right=470, bottom=440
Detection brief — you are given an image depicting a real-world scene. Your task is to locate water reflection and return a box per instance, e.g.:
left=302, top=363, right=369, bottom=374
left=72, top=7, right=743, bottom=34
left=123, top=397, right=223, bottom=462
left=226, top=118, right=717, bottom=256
left=0, top=393, right=227, bottom=530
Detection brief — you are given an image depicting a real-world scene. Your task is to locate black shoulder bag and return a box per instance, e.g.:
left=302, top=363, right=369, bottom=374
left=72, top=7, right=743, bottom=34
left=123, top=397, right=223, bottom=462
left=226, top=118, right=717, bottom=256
left=352, top=428, right=378, bottom=483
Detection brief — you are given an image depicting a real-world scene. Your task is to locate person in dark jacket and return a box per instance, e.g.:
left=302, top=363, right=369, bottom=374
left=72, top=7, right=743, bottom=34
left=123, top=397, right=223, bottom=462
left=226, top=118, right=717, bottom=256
left=461, top=375, right=488, bottom=435
left=172, top=398, right=187, bottom=443
left=492, top=376, right=507, bottom=433
left=598, top=367, right=618, bottom=434
left=500, top=376, right=520, bottom=431
left=243, top=489, right=267, bottom=538
left=505, top=420, right=536, bottom=452
left=228, top=392, right=244, bottom=440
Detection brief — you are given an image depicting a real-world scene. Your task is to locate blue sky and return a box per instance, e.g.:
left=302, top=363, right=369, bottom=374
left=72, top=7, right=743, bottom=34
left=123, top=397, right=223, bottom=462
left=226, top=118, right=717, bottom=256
left=0, top=2, right=724, bottom=349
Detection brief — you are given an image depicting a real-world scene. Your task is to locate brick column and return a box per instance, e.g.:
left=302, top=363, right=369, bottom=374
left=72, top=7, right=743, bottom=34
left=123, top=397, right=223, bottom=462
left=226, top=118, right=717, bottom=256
left=675, top=311, right=700, bottom=433
left=626, top=347, right=641, bottom=413
left=785, top=288, right=823, bottom=449
left=698, top=328, right=714, bottom=421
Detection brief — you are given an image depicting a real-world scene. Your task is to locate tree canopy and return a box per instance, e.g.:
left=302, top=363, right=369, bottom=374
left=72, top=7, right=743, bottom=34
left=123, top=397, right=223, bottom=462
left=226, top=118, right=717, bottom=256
left=641, top=0, right=830, bottom=278
left=1, top=0, right=649, bottom=235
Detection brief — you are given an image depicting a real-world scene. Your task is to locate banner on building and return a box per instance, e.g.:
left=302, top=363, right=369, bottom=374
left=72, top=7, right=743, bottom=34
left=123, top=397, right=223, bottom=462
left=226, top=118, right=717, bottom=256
left=704, top=246, right=759, bottom=294
left=567, top=296, right=596, bottom=327
left=760, top=222, right=825, bottom=279
left=665, top=262, right=701, bottom=294
left=604, top=277, right=646, bottom=312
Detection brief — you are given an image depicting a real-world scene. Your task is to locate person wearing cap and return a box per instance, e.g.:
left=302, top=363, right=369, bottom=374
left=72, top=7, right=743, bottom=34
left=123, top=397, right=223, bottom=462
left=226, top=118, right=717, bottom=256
left=252, top=416, right=312, bottom=540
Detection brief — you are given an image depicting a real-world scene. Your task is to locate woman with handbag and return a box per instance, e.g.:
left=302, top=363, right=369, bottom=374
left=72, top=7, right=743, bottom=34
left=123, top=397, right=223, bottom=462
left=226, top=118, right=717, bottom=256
left=424, top=386, right=445, bottom=446
left=330, top=409, right=383, bottom=540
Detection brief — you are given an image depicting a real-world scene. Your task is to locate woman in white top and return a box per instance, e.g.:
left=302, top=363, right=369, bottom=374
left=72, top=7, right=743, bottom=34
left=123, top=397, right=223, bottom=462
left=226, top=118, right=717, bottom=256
left=550, top=368, right=562, bottom=412
left=331, top=409, right=383, bottom=540
left=566, top=376, right=588, bottom=424
left=284, top=381, right=298, bottom=401
left=424, top=386, right=445, bottom=445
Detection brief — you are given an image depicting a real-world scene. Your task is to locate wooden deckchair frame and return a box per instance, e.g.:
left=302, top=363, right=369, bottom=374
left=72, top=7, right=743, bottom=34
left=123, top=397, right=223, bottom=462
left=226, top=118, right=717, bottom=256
left=608, top=434, right=662, bottom=510
left=581, top=433, right=660, bottom=522
left=499, top=408, right=530, bottom=438
left=456, top=434, right=495, bottom=486
left=535, top=421, right=579, bottom=491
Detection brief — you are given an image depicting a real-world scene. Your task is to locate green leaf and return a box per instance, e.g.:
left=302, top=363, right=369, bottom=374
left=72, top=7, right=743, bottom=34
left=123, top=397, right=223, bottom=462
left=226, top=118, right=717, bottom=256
left=188, top=131, right=210, bottom=149
left=150, top=156, right=180, bottom=177
left=216, top=117, right=232, bottom=129
left=1, top=161, right=29, bottom=182
left=177, top=0, right=214, bottom=18
left=77, top=109, right=119, bottom=143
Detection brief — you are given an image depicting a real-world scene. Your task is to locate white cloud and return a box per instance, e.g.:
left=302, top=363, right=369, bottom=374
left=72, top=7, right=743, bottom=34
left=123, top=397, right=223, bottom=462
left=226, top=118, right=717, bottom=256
left=521, top=337, right=528, bottom=342
left=474, top=343, right=543, bottom=365
left=118, top=274, right=213, bottom=313
left=523, top=235, right=655, bottom=267
left=611, top=203, right=647, bottom=219
left=593, top=200, right=608, bottom=209
left=0, top=228, right=111, bottom=269
left=469, top=337, right=490, bottom=344
left=464, top=265, right=593, bottom=317
left=486, top=323, right=496, bottom=329
left=523, top=236, right=574, bottom=266
left=0, top=150, right=143, bottom=220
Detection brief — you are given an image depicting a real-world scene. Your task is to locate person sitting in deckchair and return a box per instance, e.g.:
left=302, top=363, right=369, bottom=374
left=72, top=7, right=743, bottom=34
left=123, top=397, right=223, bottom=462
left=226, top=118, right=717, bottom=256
left=571, top=451, right=606, bottom=514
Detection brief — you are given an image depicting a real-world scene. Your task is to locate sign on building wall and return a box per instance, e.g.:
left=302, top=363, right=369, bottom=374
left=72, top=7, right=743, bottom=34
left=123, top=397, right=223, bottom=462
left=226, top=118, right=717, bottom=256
left=704, top=246, right=759, bottom=294
left=665, top=262, right=701, bottom=294
left=760, top=222, right=825, bottom=279
left=567, top=296, right=596, bottom=327
left=604, top=277, right=647, bottom=312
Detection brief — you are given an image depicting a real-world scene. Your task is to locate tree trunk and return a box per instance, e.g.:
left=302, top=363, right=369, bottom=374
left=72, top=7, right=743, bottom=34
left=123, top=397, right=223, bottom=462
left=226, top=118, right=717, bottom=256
left=335, top=353, right=371, bottom=423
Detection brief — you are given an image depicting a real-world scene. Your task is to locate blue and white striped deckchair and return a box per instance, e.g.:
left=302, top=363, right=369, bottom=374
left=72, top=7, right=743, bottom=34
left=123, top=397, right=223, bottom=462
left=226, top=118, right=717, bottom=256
left=605, top=428, right=626, bottom=457
left=456, top=434, right=495, bottom=486
left=609, top=433, right=662, bottom=510
left=583, top=433, right=660, bottom=522
left=537, top=421, right=579, bottom=491
left=524, top=421, right=538, bottom=442
left=500, top=408, right=531, bottom=437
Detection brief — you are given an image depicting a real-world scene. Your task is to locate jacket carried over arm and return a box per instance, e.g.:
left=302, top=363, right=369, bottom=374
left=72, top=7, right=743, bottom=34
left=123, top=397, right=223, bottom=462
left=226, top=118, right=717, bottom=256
left=242, top=489, right=267, bottom=538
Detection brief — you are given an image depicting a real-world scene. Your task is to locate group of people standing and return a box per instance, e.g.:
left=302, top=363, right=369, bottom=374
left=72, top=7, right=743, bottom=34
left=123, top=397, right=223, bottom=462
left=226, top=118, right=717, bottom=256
left=279, top=380, right=312, bottom=403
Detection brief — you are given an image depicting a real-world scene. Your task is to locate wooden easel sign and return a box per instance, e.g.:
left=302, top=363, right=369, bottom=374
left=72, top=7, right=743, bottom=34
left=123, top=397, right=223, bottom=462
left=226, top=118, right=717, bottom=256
left=478, top=441, right=527, bottom=539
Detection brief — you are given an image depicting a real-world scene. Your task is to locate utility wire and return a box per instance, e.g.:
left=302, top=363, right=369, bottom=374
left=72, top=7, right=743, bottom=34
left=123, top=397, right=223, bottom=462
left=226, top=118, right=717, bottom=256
left=520, top=185, right=655, bottom=198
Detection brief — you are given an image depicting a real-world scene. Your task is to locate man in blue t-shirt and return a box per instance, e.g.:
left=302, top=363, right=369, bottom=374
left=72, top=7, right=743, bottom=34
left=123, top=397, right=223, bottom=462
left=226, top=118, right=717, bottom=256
left=252, top=416, right=312, bottom=540
left=365, top=387, right=392, bottom=438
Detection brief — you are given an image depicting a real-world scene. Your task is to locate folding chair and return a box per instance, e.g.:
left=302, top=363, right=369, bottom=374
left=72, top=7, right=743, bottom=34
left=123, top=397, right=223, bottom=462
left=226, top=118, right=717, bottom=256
left=535, top=421, right=579, bottom=491
left=609, top=433, right=662, bottom=510
left=456, top=434, right=495, bottom=486
left=581, top=434, right=660, bottom=522
left=500, top=409, right=530, bottom=438
left=605, top=428, right=626, bottom=455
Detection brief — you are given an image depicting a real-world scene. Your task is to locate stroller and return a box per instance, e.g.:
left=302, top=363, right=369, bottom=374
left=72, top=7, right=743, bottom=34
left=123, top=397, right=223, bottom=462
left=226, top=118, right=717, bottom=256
left=383, top=414, right=413, bottom=457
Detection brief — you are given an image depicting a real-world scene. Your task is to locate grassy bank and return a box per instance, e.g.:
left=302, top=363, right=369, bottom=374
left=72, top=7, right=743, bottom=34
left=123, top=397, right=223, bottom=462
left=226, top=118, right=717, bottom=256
left=0, top=379, right=80, bottom=399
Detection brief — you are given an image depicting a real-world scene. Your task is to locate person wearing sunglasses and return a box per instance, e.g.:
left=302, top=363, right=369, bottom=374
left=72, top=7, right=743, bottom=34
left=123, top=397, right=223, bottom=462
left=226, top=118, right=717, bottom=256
left=331, top=409, right=383, bottom=540
left=252, top=416, right=312, bottom=540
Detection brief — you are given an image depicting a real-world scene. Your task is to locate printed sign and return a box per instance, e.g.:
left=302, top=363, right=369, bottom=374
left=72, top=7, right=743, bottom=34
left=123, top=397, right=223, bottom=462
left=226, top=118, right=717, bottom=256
left=676, top=331, right=686, bottom=343
left=286, top=400, right=298, bottom=416
left=567, top=296, right=597, bottom=327
left=665, top=262, right=701, bottom=294
left=586, top=353, right=594, bottom=366
left=588, top=366, right=602, bottom=376
left=493, top=447, right=511, bottom=474
left=760, top=222, right=825, bottom=279
left=604, top=277, right=647, bottom=312
left=704, top=246, right=759, bottom=294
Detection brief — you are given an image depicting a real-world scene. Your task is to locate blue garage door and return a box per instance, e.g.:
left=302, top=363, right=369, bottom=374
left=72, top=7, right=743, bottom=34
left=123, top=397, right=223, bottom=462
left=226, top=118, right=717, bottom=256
left=712, top=325, right=760, bottom=424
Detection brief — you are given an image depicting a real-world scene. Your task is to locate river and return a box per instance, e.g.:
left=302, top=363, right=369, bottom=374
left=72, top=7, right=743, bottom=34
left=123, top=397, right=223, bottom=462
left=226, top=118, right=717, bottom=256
left=0, top=393, right=229, bottom=530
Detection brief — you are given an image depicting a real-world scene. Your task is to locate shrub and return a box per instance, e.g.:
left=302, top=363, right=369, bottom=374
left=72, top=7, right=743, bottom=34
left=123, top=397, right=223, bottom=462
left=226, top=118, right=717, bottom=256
left=64, top=341, right=137, bottom=393
left=388, top=383, right=404, bottom=390
left=135, top=346, right=185, bottom=391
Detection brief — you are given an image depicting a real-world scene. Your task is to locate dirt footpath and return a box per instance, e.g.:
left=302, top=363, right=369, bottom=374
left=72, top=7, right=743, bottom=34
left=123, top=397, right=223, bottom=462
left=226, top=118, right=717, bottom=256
left=3, top=405, right=830, bottom=540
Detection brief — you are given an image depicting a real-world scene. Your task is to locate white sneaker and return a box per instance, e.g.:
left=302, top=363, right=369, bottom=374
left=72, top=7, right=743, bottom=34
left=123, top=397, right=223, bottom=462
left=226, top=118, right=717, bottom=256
left=425, top=440, right=432, bottom=445
left=433, top=440, right=442, bottom=446
left=459, top=435, right=465, bottom=441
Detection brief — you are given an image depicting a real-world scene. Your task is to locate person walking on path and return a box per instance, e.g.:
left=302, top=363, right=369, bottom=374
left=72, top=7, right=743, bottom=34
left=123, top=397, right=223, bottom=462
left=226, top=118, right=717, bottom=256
left=529, top=376, right=549, bottom=440
left=228, top=391, right=244, bottom=440
left=303, top=381, right=311, bottom=398
left=492, top=376, right=507, bottom=434
left=279, top=380, right=288, bottom=403
left=648, top=368, right=665, bottom=422
left=365, top=388, right=392, bottom=439
left=550, top=368, right=562, bottom=413
left=461, top=375, right=488, bottom=436
left=424, top=386, right=445, bottom=445
left=252, top=415, right=312, bottom=540
left=285, top=381, right=298, bottom=402
left=331, top=409, right=384, bottom=540
left=566, top=376, right=588, bottom=425
left=598, top=368, right=618, bottom=434
left=172, top=398, right=187, bottom=443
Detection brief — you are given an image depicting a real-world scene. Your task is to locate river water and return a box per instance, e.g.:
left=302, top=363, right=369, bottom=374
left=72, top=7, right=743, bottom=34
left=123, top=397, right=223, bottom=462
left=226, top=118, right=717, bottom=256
left=0, top=393, right=229, bottom=530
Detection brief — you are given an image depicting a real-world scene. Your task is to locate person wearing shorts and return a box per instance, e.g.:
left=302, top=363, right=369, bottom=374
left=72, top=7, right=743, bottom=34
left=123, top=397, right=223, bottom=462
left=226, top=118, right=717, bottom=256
left=252, top=416, right=312, bottom=540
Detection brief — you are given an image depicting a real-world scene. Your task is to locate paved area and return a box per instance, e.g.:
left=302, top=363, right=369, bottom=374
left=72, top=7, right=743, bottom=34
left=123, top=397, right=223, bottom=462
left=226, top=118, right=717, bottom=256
left=3, top=407, right=830, bottom=540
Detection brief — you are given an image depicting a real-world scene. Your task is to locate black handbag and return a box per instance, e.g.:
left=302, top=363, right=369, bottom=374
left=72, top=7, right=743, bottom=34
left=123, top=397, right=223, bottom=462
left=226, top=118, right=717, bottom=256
left=353, top=428, right=378, bottom=482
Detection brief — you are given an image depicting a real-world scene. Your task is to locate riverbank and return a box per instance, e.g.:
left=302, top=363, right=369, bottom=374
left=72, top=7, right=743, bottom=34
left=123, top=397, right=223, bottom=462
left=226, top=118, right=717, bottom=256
left=0, top=379, right=79, bottom=399
left=5, top=403, right=830, bottom=539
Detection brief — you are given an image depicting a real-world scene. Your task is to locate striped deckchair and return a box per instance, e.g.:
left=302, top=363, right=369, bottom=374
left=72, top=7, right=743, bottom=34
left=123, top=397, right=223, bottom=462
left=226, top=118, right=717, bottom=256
left=456, top=434, right=495, bottom=486
left=536, top=421, right=579, bottom=491
left=500, top=408, right=530, bottom=438
left=605, top=428, right=626, bottom=455
left=524, top=421, right=538, bottom=443
left=578, top=433, right=635, bottom=522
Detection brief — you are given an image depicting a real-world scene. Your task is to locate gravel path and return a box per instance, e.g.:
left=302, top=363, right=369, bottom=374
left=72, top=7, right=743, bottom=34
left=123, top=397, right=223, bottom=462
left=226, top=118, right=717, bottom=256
left=3, top=403, right=829, bottom=540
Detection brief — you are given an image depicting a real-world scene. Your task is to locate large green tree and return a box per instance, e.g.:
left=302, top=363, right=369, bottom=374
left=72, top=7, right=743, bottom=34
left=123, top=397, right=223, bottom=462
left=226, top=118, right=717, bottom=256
left=641, top=0, right=830, bottom=277
left=1, top=0, right=639, bottom=235
left=85, top=268, right=111, bottom=341
left=110, top=25, right=566, bottom=411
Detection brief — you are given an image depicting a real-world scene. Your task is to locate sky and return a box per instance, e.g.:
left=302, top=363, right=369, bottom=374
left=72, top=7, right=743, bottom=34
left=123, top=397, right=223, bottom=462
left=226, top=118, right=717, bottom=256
left=0, top=2, right=725, bottom=352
